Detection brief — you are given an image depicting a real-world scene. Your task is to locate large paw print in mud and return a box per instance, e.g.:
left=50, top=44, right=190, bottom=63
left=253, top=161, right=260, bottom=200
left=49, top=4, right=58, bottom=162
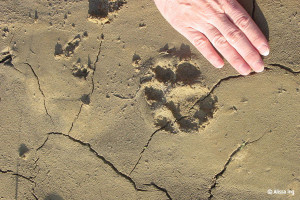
left=140, top=44, right=218, bottom=133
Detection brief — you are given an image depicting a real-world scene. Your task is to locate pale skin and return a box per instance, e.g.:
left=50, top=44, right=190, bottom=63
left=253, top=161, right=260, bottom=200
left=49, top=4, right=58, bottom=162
left=153, top=0, right=270, bottom=75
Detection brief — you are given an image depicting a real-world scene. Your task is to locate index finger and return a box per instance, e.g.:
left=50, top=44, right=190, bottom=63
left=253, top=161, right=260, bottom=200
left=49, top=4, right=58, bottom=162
left=223, top=0, right=270, bottom=56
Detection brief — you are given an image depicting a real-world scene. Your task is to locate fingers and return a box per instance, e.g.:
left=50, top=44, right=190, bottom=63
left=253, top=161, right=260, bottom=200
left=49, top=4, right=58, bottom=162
left=181, top=28, right=224, bottom=68
left=196, top=24, right=252, bottom=75
left=209, top=15, right=265, bottom=73
left=222, top=0, right=270, bottom=56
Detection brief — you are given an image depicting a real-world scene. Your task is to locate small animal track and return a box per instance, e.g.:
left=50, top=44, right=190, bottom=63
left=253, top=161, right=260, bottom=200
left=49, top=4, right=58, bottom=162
left=88, top=0, right=127, bottom=24
left=132, top=53, right=141, bottom=67
left=1, top=27, right=9, bottom=37
left=55, top=32, right=88, bottom=58
left=72, top=58, right=93, bottom=79
left=64, top=35, right=80, bottom=57
left=80, top=94, right=90, bottom=104
left=19, top=143, right=29, bottom=159
left=139, top=23, right=146, bottom=28
left=140, top=44, right=218, bottom=133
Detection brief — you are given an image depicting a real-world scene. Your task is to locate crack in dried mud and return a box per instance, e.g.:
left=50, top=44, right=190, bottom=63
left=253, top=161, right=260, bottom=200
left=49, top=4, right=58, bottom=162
left=36, top=136, right=49, bottom=151
left=144, top=182, right=172, bottom=200
left=42, top=132, right=148, bottom=192
left=113, top=93, right=132, bottom=99
left=129, top=125, right=168, bottom=175
left=24, top=63, right=53, bottom=122
left=207, top=131, right=269, bottom=199
left=32, top=131, right=176, bottom=200
left=68, top=103, right=83, bottom=134
left=269, top=64, right=300, bottom=74
left=112, top=86, right=142, bottom=100
left=32, top=192, right=39, bottom=200
left=68, top=34, right=103, bottom=134
left=34, top=131, right=174, bottom=197
left=190, top=73, right=254, bottom=111
left=0, top=169, right=35, bottom=184
left=90, top=39, right=103, bottom=95
left=191, top=64, right=298, bottom=112
left=1, top=168, right=37, bottom=200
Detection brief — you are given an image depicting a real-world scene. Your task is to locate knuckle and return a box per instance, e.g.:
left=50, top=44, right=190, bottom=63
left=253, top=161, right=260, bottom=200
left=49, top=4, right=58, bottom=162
left=222, top=0, right=239, bottom=11
left=224, top=0, right=236, bottom=7
left=244, top=51, right=260, bottom=62
left=251, top=35, right=262, bottom=45
left=227, top=29, right=244, bottom=44
left=236, top=15, right=251, bottom=29
left=230, top=56, right=243, bottom=66
left=212, top=34, right=227, bottom=47
left=193, top=36, right=207, bottom=48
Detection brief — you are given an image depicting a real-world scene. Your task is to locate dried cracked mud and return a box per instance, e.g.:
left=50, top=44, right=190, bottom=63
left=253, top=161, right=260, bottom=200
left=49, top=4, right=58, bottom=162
left=0, top=0, right=299, bottom=200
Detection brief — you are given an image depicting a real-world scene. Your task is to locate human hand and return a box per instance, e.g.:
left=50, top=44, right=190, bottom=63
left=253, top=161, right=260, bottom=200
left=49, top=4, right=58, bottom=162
left=154, top=0, right=270, bottom=75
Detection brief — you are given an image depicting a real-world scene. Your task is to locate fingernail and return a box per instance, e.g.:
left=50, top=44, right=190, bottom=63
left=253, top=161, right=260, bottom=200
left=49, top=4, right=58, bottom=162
left=254, top=61, right=264, bottom=72
left=259, top=44, right=270, bottom=56
left=213, top=60, right=224, bottom=69
left=216, top=64, right=224, bottom=68
left=239, top=64, right=251, bottom=76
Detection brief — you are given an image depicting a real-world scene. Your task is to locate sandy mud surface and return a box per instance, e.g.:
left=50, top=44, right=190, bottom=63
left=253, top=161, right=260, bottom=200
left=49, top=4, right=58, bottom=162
left=0, top=0, right=299, bottom=199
